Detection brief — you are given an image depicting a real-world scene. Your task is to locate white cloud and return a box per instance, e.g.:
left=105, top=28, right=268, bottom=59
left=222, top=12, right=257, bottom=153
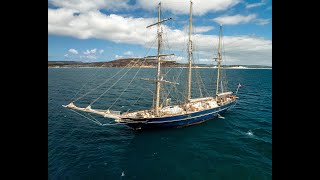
left=170, top=56, right=187, bottom=63
left=48, top=7, right=271, bottom=65
left=50, top=0, right=240, bottom=16
left=49, top=0, right=129, bottom=12
left=213, top=14, right=270, bottom=26
left=83, top=50, right=90, bottom=55
left=80, top=55, right=97, bottom=59
left=64, top=54, right=68, bottom=57
left=68, top=48, right=78, bottom=54
left=115, top=55, right=123, bottom=59
left=217, top=36, right=272, bottom=65
left=48, top=9, right=157, bottom=44
left=183, top=34, right=271, bottom=65
left=80, top=48, right=103, bottom=60
left=86, top=55, right=97, bottom=59
left=255, top=18, right=271, bottom=25
left=123, top=51, right=133, bottom=56
left=137, top=0, right=240, bottom=16
left=83, top=49, right=97, bottom=55
left=246, top=0, right=266, bottom=9
left=212, top=14, right=257, bottom=25
left=193, top=26, right=215, bottom=33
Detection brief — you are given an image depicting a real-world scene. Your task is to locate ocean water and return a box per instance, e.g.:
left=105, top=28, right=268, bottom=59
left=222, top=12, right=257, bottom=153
left=48, top=68, right=272, bottom=180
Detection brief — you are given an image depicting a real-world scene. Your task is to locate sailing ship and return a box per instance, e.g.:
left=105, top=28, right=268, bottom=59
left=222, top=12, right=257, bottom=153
left=63, top=1, right=240, bottom=130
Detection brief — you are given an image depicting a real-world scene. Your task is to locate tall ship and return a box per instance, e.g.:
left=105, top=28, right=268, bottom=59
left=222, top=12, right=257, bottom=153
left=63, top=1, right=241, bottom=130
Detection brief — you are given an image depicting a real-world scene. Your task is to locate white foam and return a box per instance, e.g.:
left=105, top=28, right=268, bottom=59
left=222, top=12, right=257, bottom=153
left=246, top=130, right=253, bottom=136
left=121, top=171, right=125, bottom=177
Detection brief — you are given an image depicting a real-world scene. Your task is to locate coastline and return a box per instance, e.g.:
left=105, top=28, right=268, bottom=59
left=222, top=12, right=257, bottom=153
left=48, top=59, right=271, bottom=69
left=48, top=66, right=272, bottom=69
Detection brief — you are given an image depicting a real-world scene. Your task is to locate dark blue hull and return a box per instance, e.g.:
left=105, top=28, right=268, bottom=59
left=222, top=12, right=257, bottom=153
left=124, top=101, right=236, bottom=130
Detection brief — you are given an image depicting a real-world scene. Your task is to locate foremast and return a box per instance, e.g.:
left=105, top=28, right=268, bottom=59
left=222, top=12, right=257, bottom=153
left=187, top=1, right=193, bottom=101
left=215, top=25, right=222, bottom=100
left=146, top=2, right=173, bottom=116
left=155, top=2, right=162, bottom=116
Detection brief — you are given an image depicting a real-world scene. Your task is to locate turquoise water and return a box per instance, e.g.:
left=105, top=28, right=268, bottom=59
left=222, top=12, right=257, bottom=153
left=48, top=68, right=272, bottom=179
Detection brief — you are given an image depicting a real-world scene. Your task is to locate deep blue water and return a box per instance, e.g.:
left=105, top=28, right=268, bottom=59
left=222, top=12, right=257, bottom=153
left=48, top=68, right=272, bottom=180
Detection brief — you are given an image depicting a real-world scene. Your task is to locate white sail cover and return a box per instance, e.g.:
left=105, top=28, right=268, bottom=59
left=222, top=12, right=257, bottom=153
left=63, top=102, right=121, bottom=119
left=217, top=92, right=233, bottom=97
left=160, top=106, right=183, bottom=115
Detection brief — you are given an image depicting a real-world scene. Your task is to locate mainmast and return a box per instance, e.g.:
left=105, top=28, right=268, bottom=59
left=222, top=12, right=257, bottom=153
left=215, top=25, right=222, bottom=99
left=187, top=1, right=193, bottom=101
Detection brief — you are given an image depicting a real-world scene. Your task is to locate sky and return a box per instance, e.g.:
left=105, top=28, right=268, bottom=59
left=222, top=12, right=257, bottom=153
left=48, top=0, right=272, bottom=66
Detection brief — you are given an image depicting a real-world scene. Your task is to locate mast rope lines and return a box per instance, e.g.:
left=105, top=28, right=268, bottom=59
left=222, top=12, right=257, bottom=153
left=107, top=55, right=150, bottom=110
left=92, top=37, right=161, bottom=107
left=89, top=59, right=144, bottom=106
left=160, top=66, right=184, bottom=107
left=72, top=60, right=136, bottom=103
left=71, top=38, right=157, bottom=105
left=69, top=64, right=106, bottom=102
left=65, top=39, right=157, bottom=125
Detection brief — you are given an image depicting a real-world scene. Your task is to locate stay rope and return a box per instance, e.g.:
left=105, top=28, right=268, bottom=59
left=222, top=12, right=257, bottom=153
left=107, top=57, right=149, bottom=110
left=72, top=61, right=136, bottom=103
left=72, top=36, right=157, bottom=103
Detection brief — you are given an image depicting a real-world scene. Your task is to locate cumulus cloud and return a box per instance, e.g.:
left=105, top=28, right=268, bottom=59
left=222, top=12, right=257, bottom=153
left=137, top=0, right=241, bottom=16
left=49, top=0, right=129, bottom=12
left=218, top=36, right=272, bottom=65
left=246, top=0, right=266, bottom=9
left=79, top=48, right=104, bottom=60
left=255, top=18, right=271, bottom=25
left=48, top=9, right=157, bottom=44
left=49, top=0, right=240, bottom=16
left=68, top=48, right=78, bottom=54
left=182, top=34, right=271, bottom=65
left=193, top=26, right=215, bottom=33
left=212, top=14, right=257, bottom=25
left=83, top=48, right=97, bottom=55
left=115, top=55, right=123, bottom=59
left=213, top=14, right=271, bottom=26
left=171, top=56, right=187, bottom=63
left=123, top=51, right=133, bottom=56
left=48, top=1, right=271, bottom=65
left=80, top=55, right=97, bottom=59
